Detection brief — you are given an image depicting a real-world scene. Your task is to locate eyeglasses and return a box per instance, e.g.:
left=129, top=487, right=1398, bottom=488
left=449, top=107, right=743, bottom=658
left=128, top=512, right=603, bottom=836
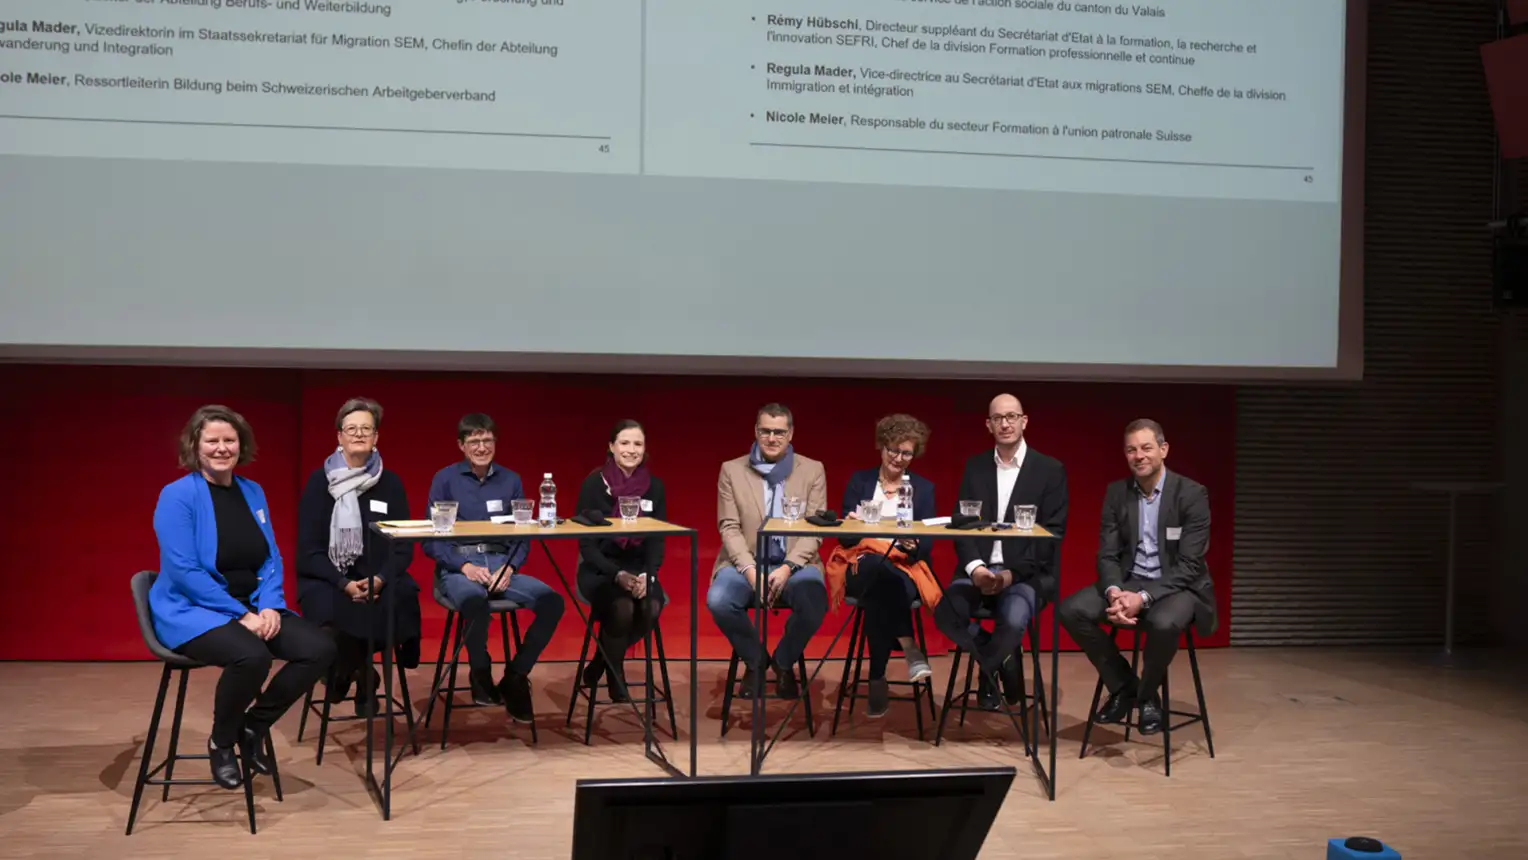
left=988, top=413, right=1024, bottom=426
left=341, top=426, right=375, bottom=438
left=884, top=447, right=916, bottom=461
left=756, top=427, right=789, bottom=439
left=463, top=437, right=495, bottom=450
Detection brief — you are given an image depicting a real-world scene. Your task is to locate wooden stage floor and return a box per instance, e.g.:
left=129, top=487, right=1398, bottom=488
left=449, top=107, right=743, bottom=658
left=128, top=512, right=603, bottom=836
left=1, top=648, right=1524, bottom=858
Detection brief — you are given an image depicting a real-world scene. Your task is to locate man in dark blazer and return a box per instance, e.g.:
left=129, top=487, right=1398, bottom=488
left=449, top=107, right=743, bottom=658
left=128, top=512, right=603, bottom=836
left=1059, top=418, right=1215, bottom=735
left=934, top=393, right=1068, bottom=706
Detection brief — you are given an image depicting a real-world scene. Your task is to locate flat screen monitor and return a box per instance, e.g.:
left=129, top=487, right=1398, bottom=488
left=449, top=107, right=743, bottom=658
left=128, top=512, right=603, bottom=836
left=571, top=766, right=1016, bottom=860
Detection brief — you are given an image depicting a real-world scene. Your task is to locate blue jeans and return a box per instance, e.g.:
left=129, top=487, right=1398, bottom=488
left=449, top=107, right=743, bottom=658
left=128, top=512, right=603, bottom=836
left=437, top=570, right=564, bottom=676
left=933, top=568, right=1036, bottom=673
left=706, top=565, right=827, bottom=671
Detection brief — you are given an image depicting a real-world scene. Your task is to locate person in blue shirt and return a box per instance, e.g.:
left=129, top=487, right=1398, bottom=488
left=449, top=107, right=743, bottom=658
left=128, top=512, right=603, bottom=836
left=150, top=405, right=336, bottom=790
left=425, top=413, right=565, bottom=724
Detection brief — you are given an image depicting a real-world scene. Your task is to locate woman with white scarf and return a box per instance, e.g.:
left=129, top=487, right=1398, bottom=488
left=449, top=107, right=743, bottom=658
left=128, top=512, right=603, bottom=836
left=296, top=398, right=422, bottom=716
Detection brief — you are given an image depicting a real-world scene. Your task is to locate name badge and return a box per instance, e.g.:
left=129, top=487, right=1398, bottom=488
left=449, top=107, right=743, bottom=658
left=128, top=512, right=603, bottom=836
left=255, top=509, right=266, bottom=524
left=369, top=499, right=388, bottom=514
left=1166, top=527, right=1182, bottom=540
left=486, top=499, right=504, bottom=513
left=641, top=499, right=654, bottom=512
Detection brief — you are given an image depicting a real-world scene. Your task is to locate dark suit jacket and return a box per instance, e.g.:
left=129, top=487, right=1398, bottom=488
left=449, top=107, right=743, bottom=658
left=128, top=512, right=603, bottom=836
left=952, top=447, right=1068, bottom=602
left=841, top=468, right=938, bottom=561
left=1095, top=470, right=1217, bottom=634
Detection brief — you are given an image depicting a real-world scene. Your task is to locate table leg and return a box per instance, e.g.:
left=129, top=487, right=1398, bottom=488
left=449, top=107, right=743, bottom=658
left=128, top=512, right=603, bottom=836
left=358, top=542, right=400, bottom=820
left=751, top=532, right=766, bottom=775
left=1444, top=491, right=1457, bottom=657
left=689, top=532, right=698, bottom=778
left=381, top=583, right=396, bottom=819
left=753, top=545, right=896, bottom=773
left=1048, top=600, right=1058, bottom=800
left=532, top=539, right=680, bottom=777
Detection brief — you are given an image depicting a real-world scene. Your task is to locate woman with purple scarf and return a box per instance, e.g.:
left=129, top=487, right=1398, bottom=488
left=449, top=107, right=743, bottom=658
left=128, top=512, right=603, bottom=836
left=296, top=397, right=422, bottom=716
left=573, top=419, right=668, bottom=701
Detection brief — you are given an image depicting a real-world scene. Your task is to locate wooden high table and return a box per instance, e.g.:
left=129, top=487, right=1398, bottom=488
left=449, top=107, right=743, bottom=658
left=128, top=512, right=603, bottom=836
left=750, top=517, right=1061, bottom=800
left=362, top=517, right=701, bottom=820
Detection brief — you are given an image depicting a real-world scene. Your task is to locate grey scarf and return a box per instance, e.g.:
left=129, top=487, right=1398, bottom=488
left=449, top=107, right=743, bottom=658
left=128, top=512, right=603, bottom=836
left=326, top=447, right=383, bottom=571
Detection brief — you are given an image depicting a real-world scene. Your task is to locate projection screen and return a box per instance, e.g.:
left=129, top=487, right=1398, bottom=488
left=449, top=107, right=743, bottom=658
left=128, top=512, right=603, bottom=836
left=0, top=0, right=1366, bottom=380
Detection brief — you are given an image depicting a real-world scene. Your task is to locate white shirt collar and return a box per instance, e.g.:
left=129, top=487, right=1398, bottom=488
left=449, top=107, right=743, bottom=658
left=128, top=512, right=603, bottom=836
left=994, top=439, right=1028, bottom=470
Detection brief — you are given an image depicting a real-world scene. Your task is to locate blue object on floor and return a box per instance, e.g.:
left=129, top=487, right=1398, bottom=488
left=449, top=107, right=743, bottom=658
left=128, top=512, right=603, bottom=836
left=1327, top=837, right=1400, bottom=859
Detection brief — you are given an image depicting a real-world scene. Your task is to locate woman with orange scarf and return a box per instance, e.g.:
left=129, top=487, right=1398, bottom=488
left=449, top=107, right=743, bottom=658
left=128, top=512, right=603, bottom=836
left=825, top=414, right=942, bottom=718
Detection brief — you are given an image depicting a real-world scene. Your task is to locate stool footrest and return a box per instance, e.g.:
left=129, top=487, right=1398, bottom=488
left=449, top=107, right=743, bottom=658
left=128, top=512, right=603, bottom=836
left=308, top=701, right=413, bottom=725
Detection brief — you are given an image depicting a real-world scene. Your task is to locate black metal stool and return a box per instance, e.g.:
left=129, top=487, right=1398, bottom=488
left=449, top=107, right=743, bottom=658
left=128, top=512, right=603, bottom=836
left=422, top=584, right=538, bottom=747
left=1078, top=624, right=1214, bottom=776
left=829, top=596, right=938, bottom=740
left=718, top=598, right=815, bottom=737
left=296, top=654, right=418, bottom=764
left=126, top=571, right=283, bottom=836
left=934, top=604, right=1051, bottom=754
left=566, top=587, right=678, bottom=744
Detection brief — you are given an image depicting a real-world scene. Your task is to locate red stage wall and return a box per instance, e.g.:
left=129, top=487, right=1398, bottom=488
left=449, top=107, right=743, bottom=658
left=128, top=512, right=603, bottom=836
left=0, top=364, right=1234, bottom=661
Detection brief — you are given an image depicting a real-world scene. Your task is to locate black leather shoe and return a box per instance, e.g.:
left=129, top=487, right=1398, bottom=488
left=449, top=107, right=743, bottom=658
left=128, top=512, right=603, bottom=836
left=976, top=672, right=1001, bottom=710
left=469, top=667, right=500, bottom=706
left=239, top=726, right=274, bottom=776
left=1095, top=688, right=1136, bottom=724
left=737, top=666, right=760, bottom=699
left=773, top=663, right=800, bottom=700
left=208, top=740, right=243, bottom=790
left=1138, top=697, right=1164, bottom=735
left=998, top=655, right=1024, bottom=706
left=498, top=671, right=534, bottom=723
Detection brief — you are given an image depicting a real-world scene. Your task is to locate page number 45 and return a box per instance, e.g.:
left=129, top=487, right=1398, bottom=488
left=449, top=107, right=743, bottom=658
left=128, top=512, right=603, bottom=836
left=599, top=144, right=610, bottom=153
left=1303, top=175, right=1313, bottom=183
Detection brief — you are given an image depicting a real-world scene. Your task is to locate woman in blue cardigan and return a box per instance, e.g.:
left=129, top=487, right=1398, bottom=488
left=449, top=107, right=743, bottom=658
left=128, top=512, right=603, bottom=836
left=150, top=405, right=336, bottom=790
left=841, top=414, right=938, bottom=718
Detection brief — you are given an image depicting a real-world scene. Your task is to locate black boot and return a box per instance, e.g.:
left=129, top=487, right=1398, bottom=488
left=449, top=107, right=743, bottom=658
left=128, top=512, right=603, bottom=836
left=497, top=671, right=534, bottom=723
left=239, top=724, right=275, bottom=776
left=469, top=666, right=500, bottom=706
left=354, top=667, right=381, bottom=717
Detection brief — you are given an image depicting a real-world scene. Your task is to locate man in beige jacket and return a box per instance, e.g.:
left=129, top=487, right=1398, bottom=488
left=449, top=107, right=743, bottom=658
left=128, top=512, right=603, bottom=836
left=705, top=403, right=828, bottom=699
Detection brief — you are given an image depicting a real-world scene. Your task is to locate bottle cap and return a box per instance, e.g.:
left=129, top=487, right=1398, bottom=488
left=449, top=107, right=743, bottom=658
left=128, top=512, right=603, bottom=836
left=544, top=472, right=552, bottom=478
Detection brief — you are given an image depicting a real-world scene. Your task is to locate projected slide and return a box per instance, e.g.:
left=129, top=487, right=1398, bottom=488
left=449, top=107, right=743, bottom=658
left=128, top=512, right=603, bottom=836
left=646, top=0, right=1338, bottom=203
left=0, top=0, right=641, bottom=173
left=0, top=0, right=1352, bottom=374
left=2, top=0, right=1338, bottom=201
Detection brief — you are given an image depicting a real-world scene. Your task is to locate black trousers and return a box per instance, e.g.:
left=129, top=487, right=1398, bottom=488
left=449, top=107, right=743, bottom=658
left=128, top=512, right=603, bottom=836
left=177, top=613, right=337, bottom=747
left=845, top=556, right=918, bottom=680
left=578, top=570, right=664, bottom=682
left=325, top=627, right=378, bottom=701
left=1058, top=585, right=1197, bottom=702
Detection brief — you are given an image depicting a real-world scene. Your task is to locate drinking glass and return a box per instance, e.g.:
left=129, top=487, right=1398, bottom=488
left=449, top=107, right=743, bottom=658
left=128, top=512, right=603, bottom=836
left=958, top=500, right=983, bottom=518
left=1013, top=504, right=1038, bottom=530
left=783, top=496, right=804, bottom=523
left=430, top=501, right=458, bottom=534
left=511, top=499, right=535, bottom=525
left=619, top=496, right=642, bottom=523
left=860, top=500, right=882, bottom=526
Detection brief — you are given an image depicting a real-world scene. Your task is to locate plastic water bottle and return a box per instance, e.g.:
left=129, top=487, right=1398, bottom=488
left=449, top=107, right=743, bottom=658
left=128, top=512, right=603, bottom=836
left=538, top=472, right=557, bottom=526
left=896, top=474, right=914, bottom=527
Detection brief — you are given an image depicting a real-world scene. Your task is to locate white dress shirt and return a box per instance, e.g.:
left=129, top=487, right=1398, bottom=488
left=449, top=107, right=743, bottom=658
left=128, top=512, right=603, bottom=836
left=966, top=440, right=1027, bottom=574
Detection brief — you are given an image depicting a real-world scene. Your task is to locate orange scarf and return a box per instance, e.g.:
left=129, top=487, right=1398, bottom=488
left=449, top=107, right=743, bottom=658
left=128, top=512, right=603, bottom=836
left=824, top=539, right=943, bottom=611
